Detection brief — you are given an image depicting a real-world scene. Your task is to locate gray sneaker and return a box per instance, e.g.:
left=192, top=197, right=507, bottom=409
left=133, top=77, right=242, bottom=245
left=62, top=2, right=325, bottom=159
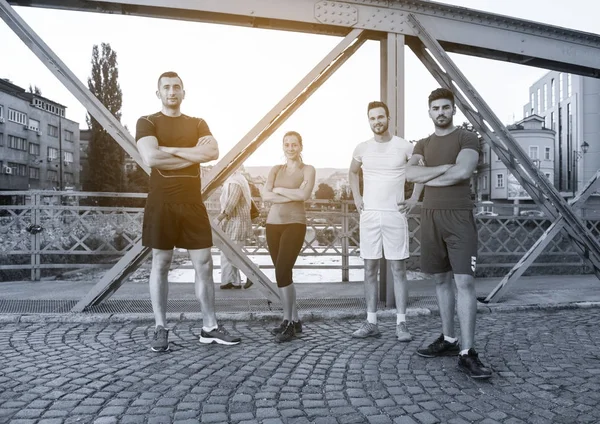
left=396, top=322, right=412, bottom=342
left=352, top=321, right=381, bottom=338
left=150, top=326, right=169, bottom=352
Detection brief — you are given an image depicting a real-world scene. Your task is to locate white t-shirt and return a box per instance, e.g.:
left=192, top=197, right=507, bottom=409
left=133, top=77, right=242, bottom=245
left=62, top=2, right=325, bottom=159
left=352, top=135, right=414, bottom=211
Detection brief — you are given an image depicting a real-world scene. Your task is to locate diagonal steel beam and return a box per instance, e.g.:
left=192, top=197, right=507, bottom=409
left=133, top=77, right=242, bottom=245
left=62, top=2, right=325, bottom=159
left=0, top=0, right=149, bottom=173
left=72, top=29, right=367, bottom=311
left=405, top=13, right=600, bottom=302
left=485, top=169, right=600, bottom=302
left=203, top=28, right=368, bottom=193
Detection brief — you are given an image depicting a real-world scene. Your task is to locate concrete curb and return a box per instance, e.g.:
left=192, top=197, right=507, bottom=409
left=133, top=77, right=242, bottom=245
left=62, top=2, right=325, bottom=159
left=1, top=301, right=599, bottom=323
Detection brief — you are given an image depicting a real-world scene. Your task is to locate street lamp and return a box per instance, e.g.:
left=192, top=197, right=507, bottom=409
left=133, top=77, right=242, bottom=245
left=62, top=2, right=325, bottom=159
left=572, top=141, right=589, bottom=196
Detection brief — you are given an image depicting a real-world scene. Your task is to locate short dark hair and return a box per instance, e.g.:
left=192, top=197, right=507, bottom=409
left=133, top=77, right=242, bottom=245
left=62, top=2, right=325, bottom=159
left=157, top=71, right=183, bottom=89
left=283, top=131, right=302, bottom=146
left=367, top=101, right=389, bottom=118
left=428, top=88, right=454, bottom=106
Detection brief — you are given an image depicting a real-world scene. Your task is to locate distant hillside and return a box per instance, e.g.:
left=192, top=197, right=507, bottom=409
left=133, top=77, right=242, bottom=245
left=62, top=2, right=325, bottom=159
left=245, top=166, right=347, bottom=183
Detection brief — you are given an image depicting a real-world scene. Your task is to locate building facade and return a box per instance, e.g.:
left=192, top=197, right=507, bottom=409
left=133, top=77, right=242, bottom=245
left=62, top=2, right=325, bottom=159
left=475, top=115, right=555, bottom=206
left=0, top=79, right=81, bottom=194
left=523, top=71, right=600, bottom=195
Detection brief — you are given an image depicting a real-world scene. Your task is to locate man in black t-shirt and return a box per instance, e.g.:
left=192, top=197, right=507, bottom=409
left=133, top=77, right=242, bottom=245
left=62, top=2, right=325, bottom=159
left=136, top=71, right=241, bottom=351
left=406, top=88, right=491, bottom=379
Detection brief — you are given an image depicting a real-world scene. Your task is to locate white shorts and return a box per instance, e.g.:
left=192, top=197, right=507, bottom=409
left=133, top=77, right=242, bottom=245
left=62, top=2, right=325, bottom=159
left=359, top=210, right=409, bottom=260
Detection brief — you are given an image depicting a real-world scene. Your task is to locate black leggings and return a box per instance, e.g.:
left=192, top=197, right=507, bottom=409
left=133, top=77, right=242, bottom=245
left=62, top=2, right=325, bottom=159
left=266, top=223, right=306, bottom=288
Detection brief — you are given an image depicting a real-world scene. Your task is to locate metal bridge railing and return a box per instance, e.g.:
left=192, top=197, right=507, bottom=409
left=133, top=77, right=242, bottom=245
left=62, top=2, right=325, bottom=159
left=0, top=190, right=597, bottom=281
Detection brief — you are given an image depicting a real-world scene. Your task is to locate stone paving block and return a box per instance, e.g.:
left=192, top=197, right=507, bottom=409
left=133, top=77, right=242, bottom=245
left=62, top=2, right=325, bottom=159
left=393, top=417, right=418, bottom=424
left=14, top=409, right=45, bottom=419
left=92, top=418, right=118, bottom=424
left=366, top=415, right=393, bottom=424
left=413, top=411, right=440, bottom=424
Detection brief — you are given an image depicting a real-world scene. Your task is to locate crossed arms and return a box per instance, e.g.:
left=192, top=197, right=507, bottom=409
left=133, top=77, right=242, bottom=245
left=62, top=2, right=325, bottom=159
left=137, top=135, right=219, bottom=170
left=406, top=148, right=478, bottom=186
left=261, top=165, right=316, bottom=204
left=349, top=158, right=424, bottom=213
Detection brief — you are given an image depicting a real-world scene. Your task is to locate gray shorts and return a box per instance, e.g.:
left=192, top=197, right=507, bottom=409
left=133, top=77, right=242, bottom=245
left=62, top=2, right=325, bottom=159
left=420, top=209, right=478, bottom=276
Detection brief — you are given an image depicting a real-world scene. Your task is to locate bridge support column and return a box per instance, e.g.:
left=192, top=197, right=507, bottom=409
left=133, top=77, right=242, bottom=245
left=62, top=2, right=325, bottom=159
left=379, top=33, right=405, bottom=308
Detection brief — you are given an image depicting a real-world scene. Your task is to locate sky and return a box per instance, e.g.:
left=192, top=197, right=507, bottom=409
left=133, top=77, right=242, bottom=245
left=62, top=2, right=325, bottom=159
left=1, top=0, right=599, bottom=169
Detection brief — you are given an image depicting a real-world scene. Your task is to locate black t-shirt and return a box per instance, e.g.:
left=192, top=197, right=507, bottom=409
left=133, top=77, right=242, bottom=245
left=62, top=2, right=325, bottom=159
left=413, top=128, right=479, bottom=210
left=135, top=112, right=212, bottom=203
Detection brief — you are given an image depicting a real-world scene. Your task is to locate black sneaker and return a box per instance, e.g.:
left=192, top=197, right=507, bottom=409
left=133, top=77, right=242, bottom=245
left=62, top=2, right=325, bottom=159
left=199, top=325, right=241, bottom=345
left=220, top=282, right=241, bottom=290
left=271, top=320, right=303, bottom=335
left=275, top=321, right=296, bottom=343
left=458, top=348, right=492, bottom=379
left=416, top=334, right=460, bottom=358
left=243, top=280, right=253, bottom=289
left=150, top=326, right=169, bottom=352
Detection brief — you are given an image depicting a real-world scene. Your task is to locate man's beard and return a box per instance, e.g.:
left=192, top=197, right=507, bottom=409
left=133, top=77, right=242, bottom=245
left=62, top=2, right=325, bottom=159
left=372, top=123, right=388, bottom=135
left=434, top=116, right=453, bottom=129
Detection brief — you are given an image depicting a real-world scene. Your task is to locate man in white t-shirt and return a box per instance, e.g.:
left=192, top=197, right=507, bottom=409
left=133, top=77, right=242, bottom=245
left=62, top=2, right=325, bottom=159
left=349, top=101, right=422, bottom=340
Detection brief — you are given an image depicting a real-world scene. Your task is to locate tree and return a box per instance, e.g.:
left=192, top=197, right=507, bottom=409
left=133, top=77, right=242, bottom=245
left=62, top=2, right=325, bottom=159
left=314, top=183, right=335, bottom=200
left=85, top=43, right=125, bottom=197
left=27, top=84, right=42, bottom=95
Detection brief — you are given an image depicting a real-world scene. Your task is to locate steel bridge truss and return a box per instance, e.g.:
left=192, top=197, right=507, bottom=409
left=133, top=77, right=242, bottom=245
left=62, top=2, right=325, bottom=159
left=1, top=0, right=599, bottom=308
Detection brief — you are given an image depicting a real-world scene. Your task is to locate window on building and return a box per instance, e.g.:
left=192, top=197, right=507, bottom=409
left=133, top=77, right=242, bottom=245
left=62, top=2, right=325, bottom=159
left=567, top=103, right=573, bottom=147
left=543, top=83, right=548, bottom=111
left=0, top=104, right=4, bottom=119
left=7, top=162, right=27, bottom=177
left=559, top=73, right=564, bottom=101
left=64, top=130, right=74, bottom=142
left=550, top=112, right=556, bottom=131
left=29, top=143, right=40, bottom=156
left=8, top=108, right=27, bottom=125
left=29, top=167, right=40, bottom=179
left=47, top=170, right=58, bottom=182
left=28, top=119, right=40, bottom=131
left=65, top=172, right=74, bottom=184
left=0, top=133, right=3, bottom=146
left=567, top=74, right=572, bottom=97
left=529, top=146, right=539, bottom=160
left=482, top=175, right=488, bottom=190
left=551, top=78, right=556, bottom=106
left=63, top=151, right=74, bottom=163
left=496, top=173, right=504, bottom=188
left=530, top=92, right=535, bottom=115
left=536, top=88, right=541, bottom=114
left=48, top=124, right=59, bottom=138
left=8, top=135, right=27, bottom=151
left=545, top=147, right=551, bottom=160
left=48, top=147, right=59, bottom=160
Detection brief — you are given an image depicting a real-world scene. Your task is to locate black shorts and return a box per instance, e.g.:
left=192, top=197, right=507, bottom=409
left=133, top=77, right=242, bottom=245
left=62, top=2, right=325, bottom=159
left=142, top=201, right=212, bottom=250
left=420, top=209, right=478, bottom=276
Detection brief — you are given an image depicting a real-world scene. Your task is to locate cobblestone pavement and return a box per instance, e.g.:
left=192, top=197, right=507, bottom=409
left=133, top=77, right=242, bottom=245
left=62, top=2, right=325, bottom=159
left=1, top=309, right=600, bottom=424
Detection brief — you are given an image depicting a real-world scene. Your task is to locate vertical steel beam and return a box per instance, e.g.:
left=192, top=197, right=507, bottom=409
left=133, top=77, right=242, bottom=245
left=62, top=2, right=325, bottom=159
left=72, top=29, right=368, bottom=311
left=405, top=13, right=600, bottom=302
left=0, top=0, right=148, bottom=173
left=379, top=33, right=406, bottom=308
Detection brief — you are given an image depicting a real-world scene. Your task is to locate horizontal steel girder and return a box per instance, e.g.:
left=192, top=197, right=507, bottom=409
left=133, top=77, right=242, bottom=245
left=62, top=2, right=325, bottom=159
left=7, top=0, right=600, bottom=77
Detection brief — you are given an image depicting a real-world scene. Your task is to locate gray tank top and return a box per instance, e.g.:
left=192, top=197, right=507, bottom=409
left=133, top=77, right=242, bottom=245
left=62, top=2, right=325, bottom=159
left=266, top=164, right=307, bottom=225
